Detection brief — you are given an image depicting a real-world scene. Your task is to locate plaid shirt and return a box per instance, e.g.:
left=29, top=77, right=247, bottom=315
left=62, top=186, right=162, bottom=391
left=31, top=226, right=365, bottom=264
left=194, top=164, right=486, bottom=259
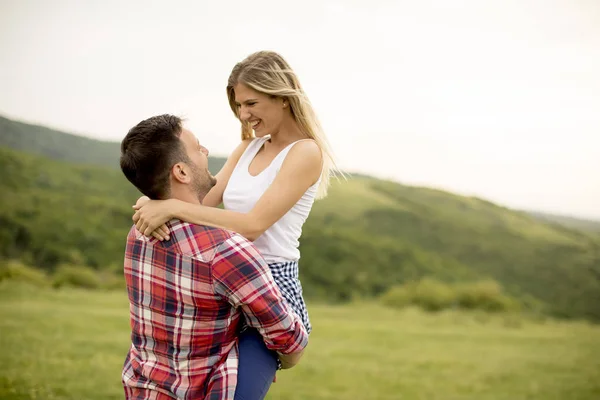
left=122, top=220, right=308, bottom=400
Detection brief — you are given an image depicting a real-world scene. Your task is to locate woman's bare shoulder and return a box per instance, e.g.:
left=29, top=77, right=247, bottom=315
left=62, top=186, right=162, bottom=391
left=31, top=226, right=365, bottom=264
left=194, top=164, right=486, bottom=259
left=287, top=139, right=322, bottom=164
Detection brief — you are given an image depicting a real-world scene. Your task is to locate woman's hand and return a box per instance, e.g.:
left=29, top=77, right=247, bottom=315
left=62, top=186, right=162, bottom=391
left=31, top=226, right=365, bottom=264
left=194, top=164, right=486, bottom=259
left=132, top=197, right=173, bottom=241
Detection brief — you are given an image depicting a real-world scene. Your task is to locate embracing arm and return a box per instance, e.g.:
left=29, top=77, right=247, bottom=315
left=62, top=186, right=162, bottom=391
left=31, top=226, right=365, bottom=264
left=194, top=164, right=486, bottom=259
left=212, top=235, right=308, bottom=367
left=135, top=141, right=323, bottom=241
left=173, top=141, right=321, bottom=240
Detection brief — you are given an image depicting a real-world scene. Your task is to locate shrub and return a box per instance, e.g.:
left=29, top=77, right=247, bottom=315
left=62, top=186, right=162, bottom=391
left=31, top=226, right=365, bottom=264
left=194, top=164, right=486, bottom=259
left=380, top=279, right=457, bottom=312
left=380, top=285, right=413, bottom=309
left=412, top=279, right=457, bottom=311
left=456, top=280, right=517, bottom=312
left=380, top=277, right=522, bottom=314
left=52, top=264, right=101, bottom=289
left=0, top=260, right=48, bottom=287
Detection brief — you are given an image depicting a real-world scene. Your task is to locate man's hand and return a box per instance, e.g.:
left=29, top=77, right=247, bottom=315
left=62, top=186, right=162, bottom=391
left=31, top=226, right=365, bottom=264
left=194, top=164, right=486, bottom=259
left=277, top=349, right=305, bottom=369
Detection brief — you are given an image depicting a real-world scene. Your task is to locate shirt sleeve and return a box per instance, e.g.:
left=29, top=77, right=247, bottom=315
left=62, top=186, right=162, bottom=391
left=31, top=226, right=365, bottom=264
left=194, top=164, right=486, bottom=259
left=211, top=234, right=308, bottom=354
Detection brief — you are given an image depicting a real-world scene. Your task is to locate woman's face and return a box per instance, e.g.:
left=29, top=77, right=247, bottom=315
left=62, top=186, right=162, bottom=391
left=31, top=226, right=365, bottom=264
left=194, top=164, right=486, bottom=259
left=233, top=83, right=285, bottom=137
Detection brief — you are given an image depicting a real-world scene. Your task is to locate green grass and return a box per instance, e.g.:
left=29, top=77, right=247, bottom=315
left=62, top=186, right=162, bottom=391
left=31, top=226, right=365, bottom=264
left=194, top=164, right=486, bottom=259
left=1, top=283, right=599, bottom=400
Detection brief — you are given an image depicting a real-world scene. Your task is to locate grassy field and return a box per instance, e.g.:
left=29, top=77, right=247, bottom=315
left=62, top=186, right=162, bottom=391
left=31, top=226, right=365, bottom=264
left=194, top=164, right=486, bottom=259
left=0, top=283, right=599, bottom=400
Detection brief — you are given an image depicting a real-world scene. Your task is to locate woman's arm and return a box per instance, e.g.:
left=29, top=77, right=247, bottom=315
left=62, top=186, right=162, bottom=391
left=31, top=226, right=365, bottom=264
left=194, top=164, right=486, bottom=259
left=134, top=141, right=323, bottom=241
left=132, top=139, right=251, bottom=241
left=202, top=139, right=252, bottom=207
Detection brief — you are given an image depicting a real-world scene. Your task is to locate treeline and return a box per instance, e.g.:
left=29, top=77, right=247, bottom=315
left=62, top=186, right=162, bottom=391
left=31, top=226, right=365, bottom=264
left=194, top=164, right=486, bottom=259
left=0, top=115, right=227, bottom=174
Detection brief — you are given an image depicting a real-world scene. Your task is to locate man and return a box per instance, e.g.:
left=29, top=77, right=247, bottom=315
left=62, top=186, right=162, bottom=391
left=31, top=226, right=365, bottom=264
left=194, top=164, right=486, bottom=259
left=119, top=114, right=308, bottom=400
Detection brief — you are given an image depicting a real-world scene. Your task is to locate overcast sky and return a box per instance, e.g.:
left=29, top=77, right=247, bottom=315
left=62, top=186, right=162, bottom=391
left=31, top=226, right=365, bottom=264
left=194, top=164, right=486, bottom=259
left=1, top=0, right=599, bottom=219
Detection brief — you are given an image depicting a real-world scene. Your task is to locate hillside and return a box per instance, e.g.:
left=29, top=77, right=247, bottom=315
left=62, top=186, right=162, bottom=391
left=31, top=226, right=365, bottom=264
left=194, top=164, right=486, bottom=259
left=2, top=114, right=596, bottom=232
left=527, top=211, right=600, bottom=234
left=1, top=144, right=599, bottom=321
left=304, top=178, right=600, bottom=319
left=2, top=114, right=600, bottom=320
left=0, top=115, right=227, bottom=173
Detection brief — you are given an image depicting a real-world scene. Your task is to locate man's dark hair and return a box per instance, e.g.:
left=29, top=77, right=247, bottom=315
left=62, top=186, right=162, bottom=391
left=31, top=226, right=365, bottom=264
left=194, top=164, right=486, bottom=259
left=120, top=114, right=189, bottom=199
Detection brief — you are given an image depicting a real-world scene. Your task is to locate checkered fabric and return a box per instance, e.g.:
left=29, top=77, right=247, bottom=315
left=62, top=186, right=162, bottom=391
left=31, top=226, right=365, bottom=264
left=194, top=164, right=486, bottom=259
left=269, top=261, right=312, bottom=334
left=121, top=220, right=308, bottom=400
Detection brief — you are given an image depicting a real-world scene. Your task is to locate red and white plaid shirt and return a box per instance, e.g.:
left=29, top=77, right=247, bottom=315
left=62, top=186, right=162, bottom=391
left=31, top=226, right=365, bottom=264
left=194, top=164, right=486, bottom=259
left=122, top=220, right=308, bottom=400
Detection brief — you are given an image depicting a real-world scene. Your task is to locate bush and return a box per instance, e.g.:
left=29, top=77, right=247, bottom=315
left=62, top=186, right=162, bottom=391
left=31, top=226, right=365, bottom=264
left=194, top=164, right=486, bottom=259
left=412, top=279, right=457, bottom=311
left=0, top=260, right=48, bottom=287
left=380, top=278, right=522, bottom=314
left=380, top=285, right=413, bottom=309
left=380, top=279, right=457, bottom=312
left=52, top=264, right=101, bottom=289
left=456, top=280, right=518, bottom=312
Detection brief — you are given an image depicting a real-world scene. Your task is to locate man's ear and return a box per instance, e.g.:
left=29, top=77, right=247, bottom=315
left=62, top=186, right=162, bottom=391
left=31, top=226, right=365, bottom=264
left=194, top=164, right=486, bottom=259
left=171, top=162, right=191, bottom=184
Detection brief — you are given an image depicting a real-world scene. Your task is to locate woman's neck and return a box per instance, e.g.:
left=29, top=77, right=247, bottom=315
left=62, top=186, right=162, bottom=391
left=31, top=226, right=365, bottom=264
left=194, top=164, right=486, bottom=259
left=267, top=118, right=306, bottom=148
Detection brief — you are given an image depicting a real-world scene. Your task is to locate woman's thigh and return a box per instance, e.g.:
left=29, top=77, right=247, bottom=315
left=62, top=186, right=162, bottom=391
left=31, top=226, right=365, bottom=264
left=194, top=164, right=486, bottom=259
left=234, top=328, right=278, bottom=400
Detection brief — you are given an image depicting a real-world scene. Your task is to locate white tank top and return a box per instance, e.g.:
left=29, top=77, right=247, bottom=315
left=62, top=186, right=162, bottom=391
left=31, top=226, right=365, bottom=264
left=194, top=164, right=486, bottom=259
left=223, top=136, right=320, bottom=263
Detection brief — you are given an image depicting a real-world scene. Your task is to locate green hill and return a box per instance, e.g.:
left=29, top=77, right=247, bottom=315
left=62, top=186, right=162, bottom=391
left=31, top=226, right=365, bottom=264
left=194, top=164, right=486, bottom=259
left=1, top=144, right=599, bottom=321
left=304, top=178, right=600, bottom=319
left=1, top=114, right=599, bottom=321
left=526, top=211, right=600, bottom=234
left=0, top=146, right=138, bottom=270
left=3, top=114, right=595, bottom=232
left=0, top=115, right=227, bottom=173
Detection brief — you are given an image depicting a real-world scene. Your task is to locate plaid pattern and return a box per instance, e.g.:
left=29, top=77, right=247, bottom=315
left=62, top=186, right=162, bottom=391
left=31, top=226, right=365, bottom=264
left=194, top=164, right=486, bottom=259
left=269, top=261, right=312, bottom=334
left=122, top=220, right=308, bottom=400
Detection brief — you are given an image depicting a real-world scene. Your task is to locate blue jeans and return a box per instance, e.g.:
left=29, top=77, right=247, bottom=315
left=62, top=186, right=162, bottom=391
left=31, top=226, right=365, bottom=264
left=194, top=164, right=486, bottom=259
left=234, top=328, right=279, bottom=400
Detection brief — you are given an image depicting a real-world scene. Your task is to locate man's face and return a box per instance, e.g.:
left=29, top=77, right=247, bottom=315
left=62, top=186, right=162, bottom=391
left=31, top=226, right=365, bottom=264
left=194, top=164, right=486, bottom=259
left=178, top=128, right=217, bottom=201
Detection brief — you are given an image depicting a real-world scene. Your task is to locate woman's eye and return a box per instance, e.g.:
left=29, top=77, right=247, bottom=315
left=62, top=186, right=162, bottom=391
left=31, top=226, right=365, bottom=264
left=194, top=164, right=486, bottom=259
left=247, top=102, right=256, bottom=106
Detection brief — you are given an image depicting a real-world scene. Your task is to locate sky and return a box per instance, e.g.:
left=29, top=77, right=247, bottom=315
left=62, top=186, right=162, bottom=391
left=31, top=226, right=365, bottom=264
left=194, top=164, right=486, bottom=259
left=1, top=0, right=599, bottom=219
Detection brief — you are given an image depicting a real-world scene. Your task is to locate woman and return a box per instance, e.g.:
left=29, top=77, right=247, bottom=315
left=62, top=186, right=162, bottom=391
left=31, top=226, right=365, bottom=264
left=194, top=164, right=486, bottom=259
left=132, top=50, right=339, bottom=399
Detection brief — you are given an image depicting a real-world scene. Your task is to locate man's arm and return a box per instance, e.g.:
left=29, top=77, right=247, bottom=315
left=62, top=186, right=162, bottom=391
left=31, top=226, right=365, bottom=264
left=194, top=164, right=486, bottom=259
left=211, top=234, right=308, bottom=365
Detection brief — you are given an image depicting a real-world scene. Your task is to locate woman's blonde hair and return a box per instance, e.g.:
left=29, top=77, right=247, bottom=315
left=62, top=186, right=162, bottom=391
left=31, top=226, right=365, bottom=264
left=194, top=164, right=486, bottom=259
left=226, top=50, right=340, bottom=198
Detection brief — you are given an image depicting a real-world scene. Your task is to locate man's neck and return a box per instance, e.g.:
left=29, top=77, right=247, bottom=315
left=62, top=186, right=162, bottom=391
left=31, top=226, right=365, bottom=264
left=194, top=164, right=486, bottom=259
left=169, top=187, right=203, bottom=206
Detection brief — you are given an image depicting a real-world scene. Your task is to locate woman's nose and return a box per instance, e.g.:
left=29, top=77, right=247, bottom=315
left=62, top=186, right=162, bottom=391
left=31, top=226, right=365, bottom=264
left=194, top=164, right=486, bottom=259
left=239, top=106, right=251, bottom=121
